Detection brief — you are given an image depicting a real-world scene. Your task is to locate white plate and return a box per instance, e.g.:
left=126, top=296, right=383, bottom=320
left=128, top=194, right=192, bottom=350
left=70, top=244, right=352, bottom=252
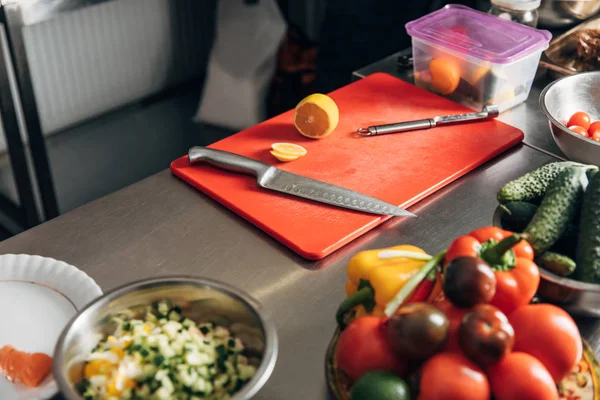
left=0, top=254, right=102, bottom=399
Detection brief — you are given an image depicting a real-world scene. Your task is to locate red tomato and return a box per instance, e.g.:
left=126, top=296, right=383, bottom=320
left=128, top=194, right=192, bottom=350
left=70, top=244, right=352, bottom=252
left=568, top=111, right=591, bottom=130
left=588, top=121, right=600, bottom=136
left=335, top=316, right=406, bottom=381
left=487, top=352, right=558, bottom=400
left=419, top=352, right=490, bottom=400
left=509, top=304, right=582, bottom=382
left=435, top=299, right=468, bottom=353
left=593, top=131, right=600, bottom=142
left=568, top=125, right=590, bottom=137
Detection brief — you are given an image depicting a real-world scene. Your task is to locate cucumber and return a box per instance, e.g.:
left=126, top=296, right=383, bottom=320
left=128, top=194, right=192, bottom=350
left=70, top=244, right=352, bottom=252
left=497, top=161, right=586, bottom=204
left=498, top=203, right=579, bottom=257
left=550, top=221, right=579, bottom=258
left=499, top=201, right=538, bottom=232
left=537, top=252, right=576, bottom=277
left=576, top=172, right=600, bottom=284
left=523, top=166, right=587, bottom=254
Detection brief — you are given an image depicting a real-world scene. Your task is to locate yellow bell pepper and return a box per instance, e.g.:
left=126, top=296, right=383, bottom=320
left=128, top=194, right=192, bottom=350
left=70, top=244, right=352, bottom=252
left=336, top=245, right=430, bottom=325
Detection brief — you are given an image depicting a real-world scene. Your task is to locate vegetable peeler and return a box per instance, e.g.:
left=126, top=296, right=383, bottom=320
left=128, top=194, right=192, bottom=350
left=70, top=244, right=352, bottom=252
left=357, top=104, right=500, bottom=136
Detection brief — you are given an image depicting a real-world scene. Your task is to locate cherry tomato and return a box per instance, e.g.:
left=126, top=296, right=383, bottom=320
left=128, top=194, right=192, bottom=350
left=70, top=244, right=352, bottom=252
left=593, top=131, right=600, bottom=142
left=336, top=317, right=406, bottom=381
left=487, top=352, right=558, bottom=400
left=567, top=111, right=591, bottom=130
left=509, top=304, right=582, bottom=382
left=568, top=125, right=589, bottom=138
left=435, top=298, right=468, bottom=353
left=459, top=304, right=514, bottom=368
left=588, top=121, right=600, bottom=138
left=419, top=352, right=490, bottom=400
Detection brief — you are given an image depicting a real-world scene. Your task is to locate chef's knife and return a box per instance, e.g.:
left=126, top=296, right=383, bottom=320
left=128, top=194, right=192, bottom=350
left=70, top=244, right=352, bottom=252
left=188, top=146, right=416, bottom=217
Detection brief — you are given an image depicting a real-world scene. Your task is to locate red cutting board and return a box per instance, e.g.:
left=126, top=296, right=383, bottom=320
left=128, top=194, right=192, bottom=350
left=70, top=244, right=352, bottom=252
left=171, top=73, right=523, bottom=260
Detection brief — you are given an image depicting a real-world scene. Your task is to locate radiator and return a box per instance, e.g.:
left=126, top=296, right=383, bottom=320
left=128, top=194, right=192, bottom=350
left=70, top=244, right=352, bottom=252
left=0, top=0, right=213, bottom=149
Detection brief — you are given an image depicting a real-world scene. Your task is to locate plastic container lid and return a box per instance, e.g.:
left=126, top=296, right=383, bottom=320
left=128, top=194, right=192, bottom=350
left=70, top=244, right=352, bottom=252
left=491, top=0, right=541, bottom=11
left=405, top=4, right=551, bottom=64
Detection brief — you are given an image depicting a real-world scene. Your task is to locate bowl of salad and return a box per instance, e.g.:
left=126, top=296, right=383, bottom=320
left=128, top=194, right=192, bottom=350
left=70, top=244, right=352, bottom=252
left=53, top=276, right=278, bottom=400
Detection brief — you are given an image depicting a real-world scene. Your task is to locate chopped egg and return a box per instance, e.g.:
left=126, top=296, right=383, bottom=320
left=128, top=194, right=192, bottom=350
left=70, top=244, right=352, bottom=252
left=77, top=299, right=256, bottom=399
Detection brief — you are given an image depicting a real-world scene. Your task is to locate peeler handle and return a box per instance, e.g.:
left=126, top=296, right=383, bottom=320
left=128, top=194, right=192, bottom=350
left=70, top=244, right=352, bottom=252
left=358, top=104, right=500, bottom=137
left=364, top=119, right=434, bottom=136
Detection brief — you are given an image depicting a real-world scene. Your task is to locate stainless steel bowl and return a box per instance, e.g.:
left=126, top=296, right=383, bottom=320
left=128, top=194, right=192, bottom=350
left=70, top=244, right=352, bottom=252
left=493, top=208, right=600, bottom=317
left=559, top=0, right=600, bottom=20
left=53, top=276, right=278, bottom=400
left=540, top=72, right=600, bottom=166
left=539, top=0, right=600, bottom=28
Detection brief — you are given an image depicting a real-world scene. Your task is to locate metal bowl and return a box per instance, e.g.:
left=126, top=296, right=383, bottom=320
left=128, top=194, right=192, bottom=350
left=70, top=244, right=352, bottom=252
left=536, top=266, right=600, bottom=317
left=493, top=207, right=600, bottom=317
left=559, top=0, right=600, bottom=20
left=539, top=0, right=600, bottom=28
left=540, top=72, right=600, bottom=166
left=53, top=276, right=278, bottom=399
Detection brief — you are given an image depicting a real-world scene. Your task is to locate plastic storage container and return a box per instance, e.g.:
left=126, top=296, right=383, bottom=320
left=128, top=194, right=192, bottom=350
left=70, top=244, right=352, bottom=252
left=406, top=4, right=551, bottom=112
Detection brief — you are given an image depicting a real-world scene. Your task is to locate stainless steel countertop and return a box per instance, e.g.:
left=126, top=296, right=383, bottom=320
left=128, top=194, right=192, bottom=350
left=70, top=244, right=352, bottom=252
left=353, top=50, right=565, bottom=159
left=3, top=145, right=599, bottom=399
left=2, top=61, right=599, bottom=399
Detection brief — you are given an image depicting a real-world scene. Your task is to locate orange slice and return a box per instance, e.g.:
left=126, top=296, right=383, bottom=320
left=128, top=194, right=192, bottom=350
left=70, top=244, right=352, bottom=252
left=271, top=143, right=307, bottom=157
left=293, top=93, right=339, bottom=139
left=270, top=151, right=299, bottom=162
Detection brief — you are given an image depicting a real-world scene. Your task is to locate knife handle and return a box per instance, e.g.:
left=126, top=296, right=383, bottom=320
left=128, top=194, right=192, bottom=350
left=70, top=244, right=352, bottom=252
left=188, top=146, right=270, bottom=177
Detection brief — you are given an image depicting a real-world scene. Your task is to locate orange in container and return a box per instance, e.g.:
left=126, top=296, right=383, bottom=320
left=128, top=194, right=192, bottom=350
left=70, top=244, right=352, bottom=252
left=429, top=57, right=461, bottom=95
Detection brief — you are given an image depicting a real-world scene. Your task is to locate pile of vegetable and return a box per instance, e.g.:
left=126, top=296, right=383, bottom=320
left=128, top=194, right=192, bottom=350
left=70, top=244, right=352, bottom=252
left=497, top=161, right=600, bottom=282
left=77, top=299, right=257, bottom=400
left=562, top=111, right=600, bottom=142
left=334, top=227, right=584, bottom=400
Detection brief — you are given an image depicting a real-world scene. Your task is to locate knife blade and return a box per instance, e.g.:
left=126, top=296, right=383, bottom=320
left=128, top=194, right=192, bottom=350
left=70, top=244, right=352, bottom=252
left=188, top=146, right=416, bottom=217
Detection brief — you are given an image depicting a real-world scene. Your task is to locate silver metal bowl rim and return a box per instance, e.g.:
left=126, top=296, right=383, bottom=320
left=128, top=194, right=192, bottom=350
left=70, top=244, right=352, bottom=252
left=539, top=71, right=600, bottom=149
left=492, top=206, right=600, bottom=292
left=53, top=276, right=279, bottom=400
